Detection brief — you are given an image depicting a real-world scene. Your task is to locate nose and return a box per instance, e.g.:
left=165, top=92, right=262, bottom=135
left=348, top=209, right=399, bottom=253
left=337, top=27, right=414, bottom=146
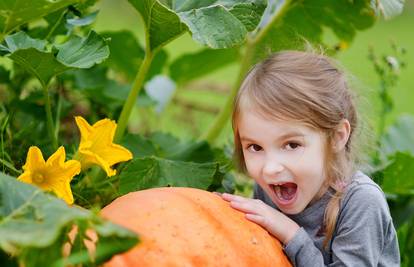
left=262, top=154, right=284, bottom=179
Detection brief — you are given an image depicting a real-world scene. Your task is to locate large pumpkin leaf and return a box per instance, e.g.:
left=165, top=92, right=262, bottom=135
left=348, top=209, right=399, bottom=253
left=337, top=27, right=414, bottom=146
left=252, top=0, right=405, bottom=61
left=128, top=0, right=266, bottom=51
left=0, top=0, right=79, bottom=39
left=122, top=132, right=230, bottom=164
left=118, top=156, right=225, bottom=194
left=119, top=132, right=233, bottom=195
left=380, top=152, right=414, bottom=195
left=0, top=31, right=109, bottom=87
left=0, top=172, right=138, bottom=267
left=169, top=48, right=240, bottom=84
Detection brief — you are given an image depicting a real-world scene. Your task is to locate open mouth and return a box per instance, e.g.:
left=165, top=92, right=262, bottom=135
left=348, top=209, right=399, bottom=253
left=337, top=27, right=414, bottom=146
left=271, top=183, right=298, bottom=204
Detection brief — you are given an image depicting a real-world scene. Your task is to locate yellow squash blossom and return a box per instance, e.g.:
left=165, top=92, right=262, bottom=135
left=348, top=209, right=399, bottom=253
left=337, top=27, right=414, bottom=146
left=74, top=116, right=133, bottom=177
left=18, top=146, right=81, bottom=204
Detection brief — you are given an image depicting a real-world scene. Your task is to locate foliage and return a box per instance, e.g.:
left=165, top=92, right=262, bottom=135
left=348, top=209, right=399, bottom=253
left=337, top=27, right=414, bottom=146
left=0, top=0, right=409, bottom=265
left=367, top=43, right=414, bottom=267
left=0, top=172, right=137, bottom=267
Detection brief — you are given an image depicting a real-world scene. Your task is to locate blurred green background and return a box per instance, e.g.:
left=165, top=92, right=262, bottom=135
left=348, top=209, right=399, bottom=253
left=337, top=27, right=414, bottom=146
left=94, top=0, right=414, bottom=145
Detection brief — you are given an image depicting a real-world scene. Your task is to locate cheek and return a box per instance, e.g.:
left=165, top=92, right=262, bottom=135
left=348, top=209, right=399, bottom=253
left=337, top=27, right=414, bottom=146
left=300, top=146, right=325, bottom=171
left=243, top=154, right=261, bottom=177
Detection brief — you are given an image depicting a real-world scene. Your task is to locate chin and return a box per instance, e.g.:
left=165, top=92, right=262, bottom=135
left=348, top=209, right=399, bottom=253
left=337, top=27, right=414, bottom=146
left=279, top=205, right=305, bottom=215
left=275, top=196, right=307, bottom=215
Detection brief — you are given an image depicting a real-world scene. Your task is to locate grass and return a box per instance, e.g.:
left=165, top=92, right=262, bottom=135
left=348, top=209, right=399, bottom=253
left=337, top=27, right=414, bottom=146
left=94, top=0, right=414, bottom=145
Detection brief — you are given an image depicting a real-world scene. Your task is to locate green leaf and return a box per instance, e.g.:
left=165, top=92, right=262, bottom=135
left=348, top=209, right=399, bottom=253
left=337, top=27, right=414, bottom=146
left=252, top=0, right=404, bottom=61
left=100, top=30, right=168, bottom=82
left=169, top=48, right=239, bottom=84
left=122, top=132, right=225, bottom=163
left=0, top=0, right=78, bottom=38
left=55, top=222, right=139, bottom=267
left=177, top=5, right=247, bottom=49
left=128, top=0, right=266, bottom=50
left=66, top=10, right=99, bottom=26
left=1, top=39, right=67, bottom=87
left=0, top=31, right=47, bottom=52
left=118, top=156, right=224, bottom=194
left=71, top=66, right=151, bottom=111
left=0, top=65, right=10, bottom=84
left=380, top=152, right=414, bottom=195
left=28, top=9, right=68, bottom=40
left=1, top=31, right=109, bottom=86
left=0, top=172, right=138, bottom=266
left=100, top=30, right=145, bottom=81
left=381, top=115, right=414, bottom=157
left=119, top=132, right=233, bottom=194
left=72, top=65, right=108, bottom=89
left=128, top=0, right=185, bottom=51
left=229, top=1, right=266, bottom=31
left=56, top=31, right=109, bottom=68
left=122, top=134, right=158, bottom=158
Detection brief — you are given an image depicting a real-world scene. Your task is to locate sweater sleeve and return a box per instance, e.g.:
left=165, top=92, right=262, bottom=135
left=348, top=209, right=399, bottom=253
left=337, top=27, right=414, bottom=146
left=283, top=227, right=326, bottom=265
left=283, top=183, right=400, bottom=267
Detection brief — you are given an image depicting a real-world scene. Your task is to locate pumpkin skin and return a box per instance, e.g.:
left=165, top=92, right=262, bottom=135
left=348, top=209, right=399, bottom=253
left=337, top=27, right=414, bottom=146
left=101, top=187, right=292, bottom=267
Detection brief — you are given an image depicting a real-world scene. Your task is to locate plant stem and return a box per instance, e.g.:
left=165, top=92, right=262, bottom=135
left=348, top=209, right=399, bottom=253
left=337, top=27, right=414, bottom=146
left=115, top=51, right=154, bottom=142
left=202, top=0, right=292, bottom=144
left=0, top=114, right=9, bottom=173
left=377, top=85, right=387, bottom=140
left=45, top=10, right=66, bottom=40
left=202, top=40, right=255, bottom=143
left=42, top=83, right=58, bottom=150
left=54, top=80, right=63, bottom=141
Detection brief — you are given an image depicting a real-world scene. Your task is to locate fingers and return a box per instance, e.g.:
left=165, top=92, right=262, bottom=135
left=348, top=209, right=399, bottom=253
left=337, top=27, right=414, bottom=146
left=219, top=193, right=279, bottom=237
left=220, top=193, right=269, bottom=218
left=229, top=198, right=265, bottom=216
left=212, top=192, right=222, bottom=197
left=221, top=193, right=248, bottom=202
left=245, top=213, right=265, bottom=225
left=218, top=193, right=296, bottom=243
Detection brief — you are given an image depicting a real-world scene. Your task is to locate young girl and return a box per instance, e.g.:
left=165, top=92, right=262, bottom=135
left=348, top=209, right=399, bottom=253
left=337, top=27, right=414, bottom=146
left=221, top=51, right=400, bottom=266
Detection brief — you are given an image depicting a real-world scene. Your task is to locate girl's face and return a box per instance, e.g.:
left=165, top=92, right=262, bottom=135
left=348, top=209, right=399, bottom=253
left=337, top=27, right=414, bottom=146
left=238, top=110, right=328, bottom=214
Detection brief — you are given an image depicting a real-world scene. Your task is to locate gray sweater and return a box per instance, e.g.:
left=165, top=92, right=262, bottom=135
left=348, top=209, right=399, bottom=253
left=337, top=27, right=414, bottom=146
left=253, top=171, right=400, bottom=266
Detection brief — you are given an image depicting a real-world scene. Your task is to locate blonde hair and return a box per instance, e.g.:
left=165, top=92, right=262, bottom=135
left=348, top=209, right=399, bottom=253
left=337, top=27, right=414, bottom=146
left=232, top=50, right=366, bottom=248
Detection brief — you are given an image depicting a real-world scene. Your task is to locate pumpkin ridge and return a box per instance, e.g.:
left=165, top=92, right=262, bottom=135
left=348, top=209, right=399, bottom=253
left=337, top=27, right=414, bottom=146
left=163, top=187, right=249, bottom=265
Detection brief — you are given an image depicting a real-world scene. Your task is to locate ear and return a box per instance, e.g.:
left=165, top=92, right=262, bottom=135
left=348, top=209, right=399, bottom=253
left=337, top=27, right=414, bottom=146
left=332, top=119, right=351, bottom=152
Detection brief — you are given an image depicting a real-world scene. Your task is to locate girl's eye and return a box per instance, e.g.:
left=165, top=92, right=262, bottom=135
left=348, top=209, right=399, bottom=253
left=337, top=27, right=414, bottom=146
left=284, top=142, right=301, bottom=150
left=248, top=144, right=262, bottom=152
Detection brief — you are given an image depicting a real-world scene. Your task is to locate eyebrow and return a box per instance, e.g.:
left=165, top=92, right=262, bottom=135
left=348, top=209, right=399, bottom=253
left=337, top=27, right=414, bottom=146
left=240, top=131, right=305, bottom=143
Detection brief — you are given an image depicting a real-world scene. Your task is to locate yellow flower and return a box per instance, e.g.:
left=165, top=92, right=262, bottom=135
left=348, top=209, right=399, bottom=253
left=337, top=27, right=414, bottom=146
left=74, top=116, right=133, bottom=177
left=17, top=146, right=81, bottom=204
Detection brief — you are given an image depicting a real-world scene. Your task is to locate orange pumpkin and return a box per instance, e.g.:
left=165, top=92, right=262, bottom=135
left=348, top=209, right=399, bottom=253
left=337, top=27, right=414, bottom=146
left=99, top=187, right=292, bottom=267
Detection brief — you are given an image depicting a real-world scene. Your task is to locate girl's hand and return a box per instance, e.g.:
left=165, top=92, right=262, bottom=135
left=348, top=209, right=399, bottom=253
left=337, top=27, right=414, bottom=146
left=221, top=193, right=300, bottom=245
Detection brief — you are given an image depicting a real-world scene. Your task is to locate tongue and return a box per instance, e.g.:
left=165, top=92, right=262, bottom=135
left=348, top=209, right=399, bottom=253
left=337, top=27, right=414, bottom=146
left=279, top=183, right=297, bottom=200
